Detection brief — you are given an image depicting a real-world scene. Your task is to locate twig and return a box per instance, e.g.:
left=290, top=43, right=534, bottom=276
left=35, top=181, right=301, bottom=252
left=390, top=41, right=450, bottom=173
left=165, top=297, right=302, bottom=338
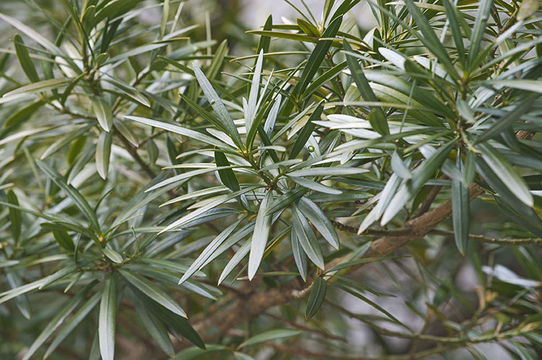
left=263, top=312, right=346, bottom=342
left=325, top=301, right=529, bottom=345
left=430, top=229, right=542, bottom=246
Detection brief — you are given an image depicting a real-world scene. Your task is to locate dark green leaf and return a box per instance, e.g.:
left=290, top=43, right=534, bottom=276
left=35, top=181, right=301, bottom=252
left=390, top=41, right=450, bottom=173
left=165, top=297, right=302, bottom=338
left=452, top=172, right=469, bottom=254
left=120, top=269, right=186, bottom=318
left=290, top=104, right=322, bottom=158
left=215, top=150, right=240, bottom=191
left=13, top=34, right=39, bottom=82
left=53, top=230, right=75, bottom=251
left=305, top=277, right=327, bottom=319
left=344, top=40, right=389, bottom=135
left=297, top=16, right=342, bottom=94
left=403, top=0, right=459, bottom=81
left=6, top=190, right=21, bottom=241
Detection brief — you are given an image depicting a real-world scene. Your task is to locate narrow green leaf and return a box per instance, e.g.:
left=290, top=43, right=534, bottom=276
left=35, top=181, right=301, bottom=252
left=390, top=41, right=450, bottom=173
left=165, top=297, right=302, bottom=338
left=6, top=272, right=30, bottom=319
left=297, top=16, right=342, bottom=94
left=119, top=269, right=187, bottom=318
left=103, top=246, right=123, bottom=264
left=391, top=152, right=411, bottom=179
left=248, top=191, right=272, bottom=280
left=245, top=31, right=317, bottom=43
left=238, top=329, right=302, bottom=349
left=477, top=142, right=533, bottom=206
left=179, top=220, right=241, bottom=284
left=382, top=140, right=456, bottom=225
left=2, top=78, right=69, bottom=98
left=99, top=277, right=118, bottom=360
left=13, top=34, right=39, bottom=82
left=297, top=18, right=320, bottom=37
left=175, top=345, right=228, bottom=359
left=92, top=98, right=113, bottom=132
left=160, top=186, right=260, bottom=233
left=125, top=115, right=230, bottom=148
left=452, top=156, right=469, bottom=254
left=468, top=0, right=493, bottom=66
left=257, top=15, right=273, bottom=54
left=297, top=197, right=339, bottom=249
left=291, top=227, right=308, bottom=281
left=305, top=277, right=327, bottom=319
left=403, top=0, right=459, bottom=81
left=140, top=291, right=205, bottom=348
left=329, top=0, right=360, bottom=20
left=218, top=240, right=250, bottom=285
left=289, top=176, right=342, bottom=195
left=193, top=66, right=242, bottom=148
left=475, top=94, right=538, bottom=143
left=3, top=99, right=44, bottom=129
left=207, top=40, right=229, bottom=80
left=160, top=0, right=169, bottom=37
left=302, top=61, right=347, bottom=99
left=93, top=0, right=146, bottom=25
left=443, top=0, right=466, bottom=65
left=292, top=206, right=324, bottom=269
left=214, top=151, right=240, bottom=191
left=290, top=104, right=322, bottom=158
left=36, top=161, right=100, bottom=231
left=246, top=50, right=264, bottom=132
left=67, top=135, right=87, bottom=164
left=53, top=230, right=75, bottom=251
left=147, top=138, right=158, bottom=164
left=344, top=40, right=389, bottom=135
left=96, top=131, right=112, bottom=179
left=0, top=266, right=76, bottom=305
left=288, top=167, right=366, bottom=177
left=6, top=190, right=21, bottom=241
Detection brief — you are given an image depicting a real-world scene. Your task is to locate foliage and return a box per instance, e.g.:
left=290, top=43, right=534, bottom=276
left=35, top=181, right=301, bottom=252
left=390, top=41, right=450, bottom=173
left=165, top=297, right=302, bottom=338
left=0, top=0, right=542, bottom=359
